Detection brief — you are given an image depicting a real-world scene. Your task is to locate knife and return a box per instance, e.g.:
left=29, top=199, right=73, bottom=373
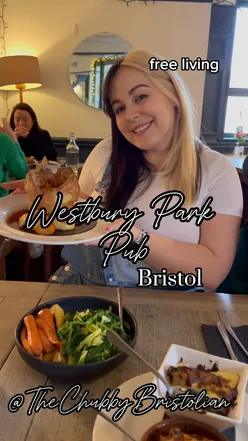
left=216, top=321, right=238, bottom=361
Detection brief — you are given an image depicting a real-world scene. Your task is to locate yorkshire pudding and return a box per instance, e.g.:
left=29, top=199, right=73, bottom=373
left=24, top=167, right=80, bottom=214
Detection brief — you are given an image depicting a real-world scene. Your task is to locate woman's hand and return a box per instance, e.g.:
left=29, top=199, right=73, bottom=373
left=84, top=218, right=141, bottom=247
left=0, top=118, right=18, bottom=143
left=0, top=179, right=26, bottom=194
left=14, top=127, right=29, bottom=138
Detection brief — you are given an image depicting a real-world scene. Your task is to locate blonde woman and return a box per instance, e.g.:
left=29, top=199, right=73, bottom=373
left=52, top=49, right=242, bottom=291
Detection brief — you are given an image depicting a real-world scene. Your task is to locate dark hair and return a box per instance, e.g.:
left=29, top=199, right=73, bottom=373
left=102, top=59, right=153, bottom=211
left=9, top=103, right=41, bottom=132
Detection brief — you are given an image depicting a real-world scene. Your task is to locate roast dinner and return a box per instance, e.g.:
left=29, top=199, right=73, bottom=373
left=8, top=165, right=81, bottom=235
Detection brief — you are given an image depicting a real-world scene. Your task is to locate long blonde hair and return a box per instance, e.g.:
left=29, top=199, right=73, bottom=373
left=103, top=49, right=206, bottom=209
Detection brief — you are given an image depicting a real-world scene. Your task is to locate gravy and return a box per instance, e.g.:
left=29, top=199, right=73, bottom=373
left=6, top=209, right=97, bottom=236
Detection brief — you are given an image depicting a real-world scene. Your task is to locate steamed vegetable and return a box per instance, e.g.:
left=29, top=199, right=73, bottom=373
left=50, top=304, right=65, bottom=330
left=20, top=305, right=131, bottom=365
left=20, top=326, right=34, bottom=355
left=36, top=318, right=60, bottom=345
left=24, top=315, right=43, bottom=356
left=57, top=308, right=130, bottom=365
left=37, top=329, right=55, bottom=353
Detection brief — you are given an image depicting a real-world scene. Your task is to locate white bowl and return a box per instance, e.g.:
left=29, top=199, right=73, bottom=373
left=152, top=344, right=248, bottom=432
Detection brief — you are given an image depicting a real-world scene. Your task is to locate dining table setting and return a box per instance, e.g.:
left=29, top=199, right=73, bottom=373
left=0, top=280, right=248, bottom=441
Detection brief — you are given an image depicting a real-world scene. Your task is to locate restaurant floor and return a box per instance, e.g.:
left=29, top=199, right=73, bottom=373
left=5, top=246, right=64, bottom=282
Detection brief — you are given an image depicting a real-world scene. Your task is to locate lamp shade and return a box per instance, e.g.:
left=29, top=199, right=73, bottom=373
left=0, top=55, right=42, bottom=90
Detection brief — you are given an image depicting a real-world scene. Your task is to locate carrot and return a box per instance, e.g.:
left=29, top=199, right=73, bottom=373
left=20, top=326, right=34, bottom=355
left=38, top=309, right=56, bottom=331
left=35, top=318, right=60, bottom=345
left=56, top=341, right=63, bottom=350
left=24, top=315, right=43, bottom=356
left=37, top=329, right=55, bottom=353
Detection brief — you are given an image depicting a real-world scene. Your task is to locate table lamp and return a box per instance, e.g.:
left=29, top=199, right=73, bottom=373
left=0, top=55, right=42, bottom=103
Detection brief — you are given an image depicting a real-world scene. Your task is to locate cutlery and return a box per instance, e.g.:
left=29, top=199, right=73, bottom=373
left=98, top=410, right=137, bottom=441
left=226, top=324, right=248, bottom=359
left=216, top=321, right=238, bottom=361
left=107, top=329, right=187, bottom=398
left=0, top=238, right=13, bottom=258
left=117, top=287, right=124, bottom=332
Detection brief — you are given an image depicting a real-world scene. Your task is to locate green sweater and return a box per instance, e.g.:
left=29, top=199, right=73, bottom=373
left=0, top=133, right=29, bottom=198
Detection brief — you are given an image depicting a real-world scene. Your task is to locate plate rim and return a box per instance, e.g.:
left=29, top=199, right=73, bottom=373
left=0, top=194, right=110, bottom=245
left=92, top=372, right=162, bottom=441
left=92, top=372, right=248, bottom=441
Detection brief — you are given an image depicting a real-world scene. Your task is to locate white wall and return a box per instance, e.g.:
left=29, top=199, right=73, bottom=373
left=0, top=0, right=211, bottom=138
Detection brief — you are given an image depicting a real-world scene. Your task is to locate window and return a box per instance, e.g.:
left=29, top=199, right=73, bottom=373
left=93, top=55, right=124, bottom=109
left=223, top=6, right=248, bottom=136
left=200, top=3, right=248, bottom=149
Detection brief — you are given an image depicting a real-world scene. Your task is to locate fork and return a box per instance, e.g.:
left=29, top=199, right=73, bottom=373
left=226, top=325, right=248, bottom=359
left=107, top=329, right=190, bottom=398
left=117, top=287, right=124, bottom=332
left=216, top=321, right=238, bottom=361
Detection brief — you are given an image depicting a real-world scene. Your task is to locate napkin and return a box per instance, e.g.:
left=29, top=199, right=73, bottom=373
left=219, top=427, right=235, bottom=441
left=201, top=324, right=248, bottom=441
left=201, top=325, right=248, bottom=364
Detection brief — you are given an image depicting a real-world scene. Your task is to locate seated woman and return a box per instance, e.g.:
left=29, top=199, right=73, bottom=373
left=0, top=118, right=29, bottom=198
left=26, top=50, right=245, bottom=291
left=9, top=103, right=57, bottom=161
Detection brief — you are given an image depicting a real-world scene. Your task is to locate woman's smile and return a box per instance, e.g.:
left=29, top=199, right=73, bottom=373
left=131, top=120, right=153, bottom=136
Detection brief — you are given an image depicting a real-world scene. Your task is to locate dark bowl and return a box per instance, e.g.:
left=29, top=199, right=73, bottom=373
left=140, top=417, right=228, bottom=441
left=15, top=296, right=138, bottom=382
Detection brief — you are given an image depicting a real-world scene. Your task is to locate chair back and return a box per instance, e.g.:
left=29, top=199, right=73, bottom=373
left=237, top=168, right=248, bottom=226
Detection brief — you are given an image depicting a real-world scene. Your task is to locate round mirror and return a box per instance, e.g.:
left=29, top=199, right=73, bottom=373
left=69, top=33, right=132, bottom=110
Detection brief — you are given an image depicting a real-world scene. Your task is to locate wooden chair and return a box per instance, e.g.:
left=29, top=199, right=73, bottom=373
left=0, top=237, right=30, bottom=281
left=0, top=237, right=63, bottom=282
left=237, top=168, right=248, bottom=226
left=0, top=237, right=16, bottom=280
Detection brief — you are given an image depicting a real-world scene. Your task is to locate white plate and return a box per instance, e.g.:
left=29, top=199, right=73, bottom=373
left=93, top=372, right=248, bottom=441
left=0, top=194, right=111, bottom=245
left=154, top=344, right=248, bottom=431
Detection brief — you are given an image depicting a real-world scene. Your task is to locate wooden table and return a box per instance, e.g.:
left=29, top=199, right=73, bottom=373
left=0, top=281, right=248, bottom=441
